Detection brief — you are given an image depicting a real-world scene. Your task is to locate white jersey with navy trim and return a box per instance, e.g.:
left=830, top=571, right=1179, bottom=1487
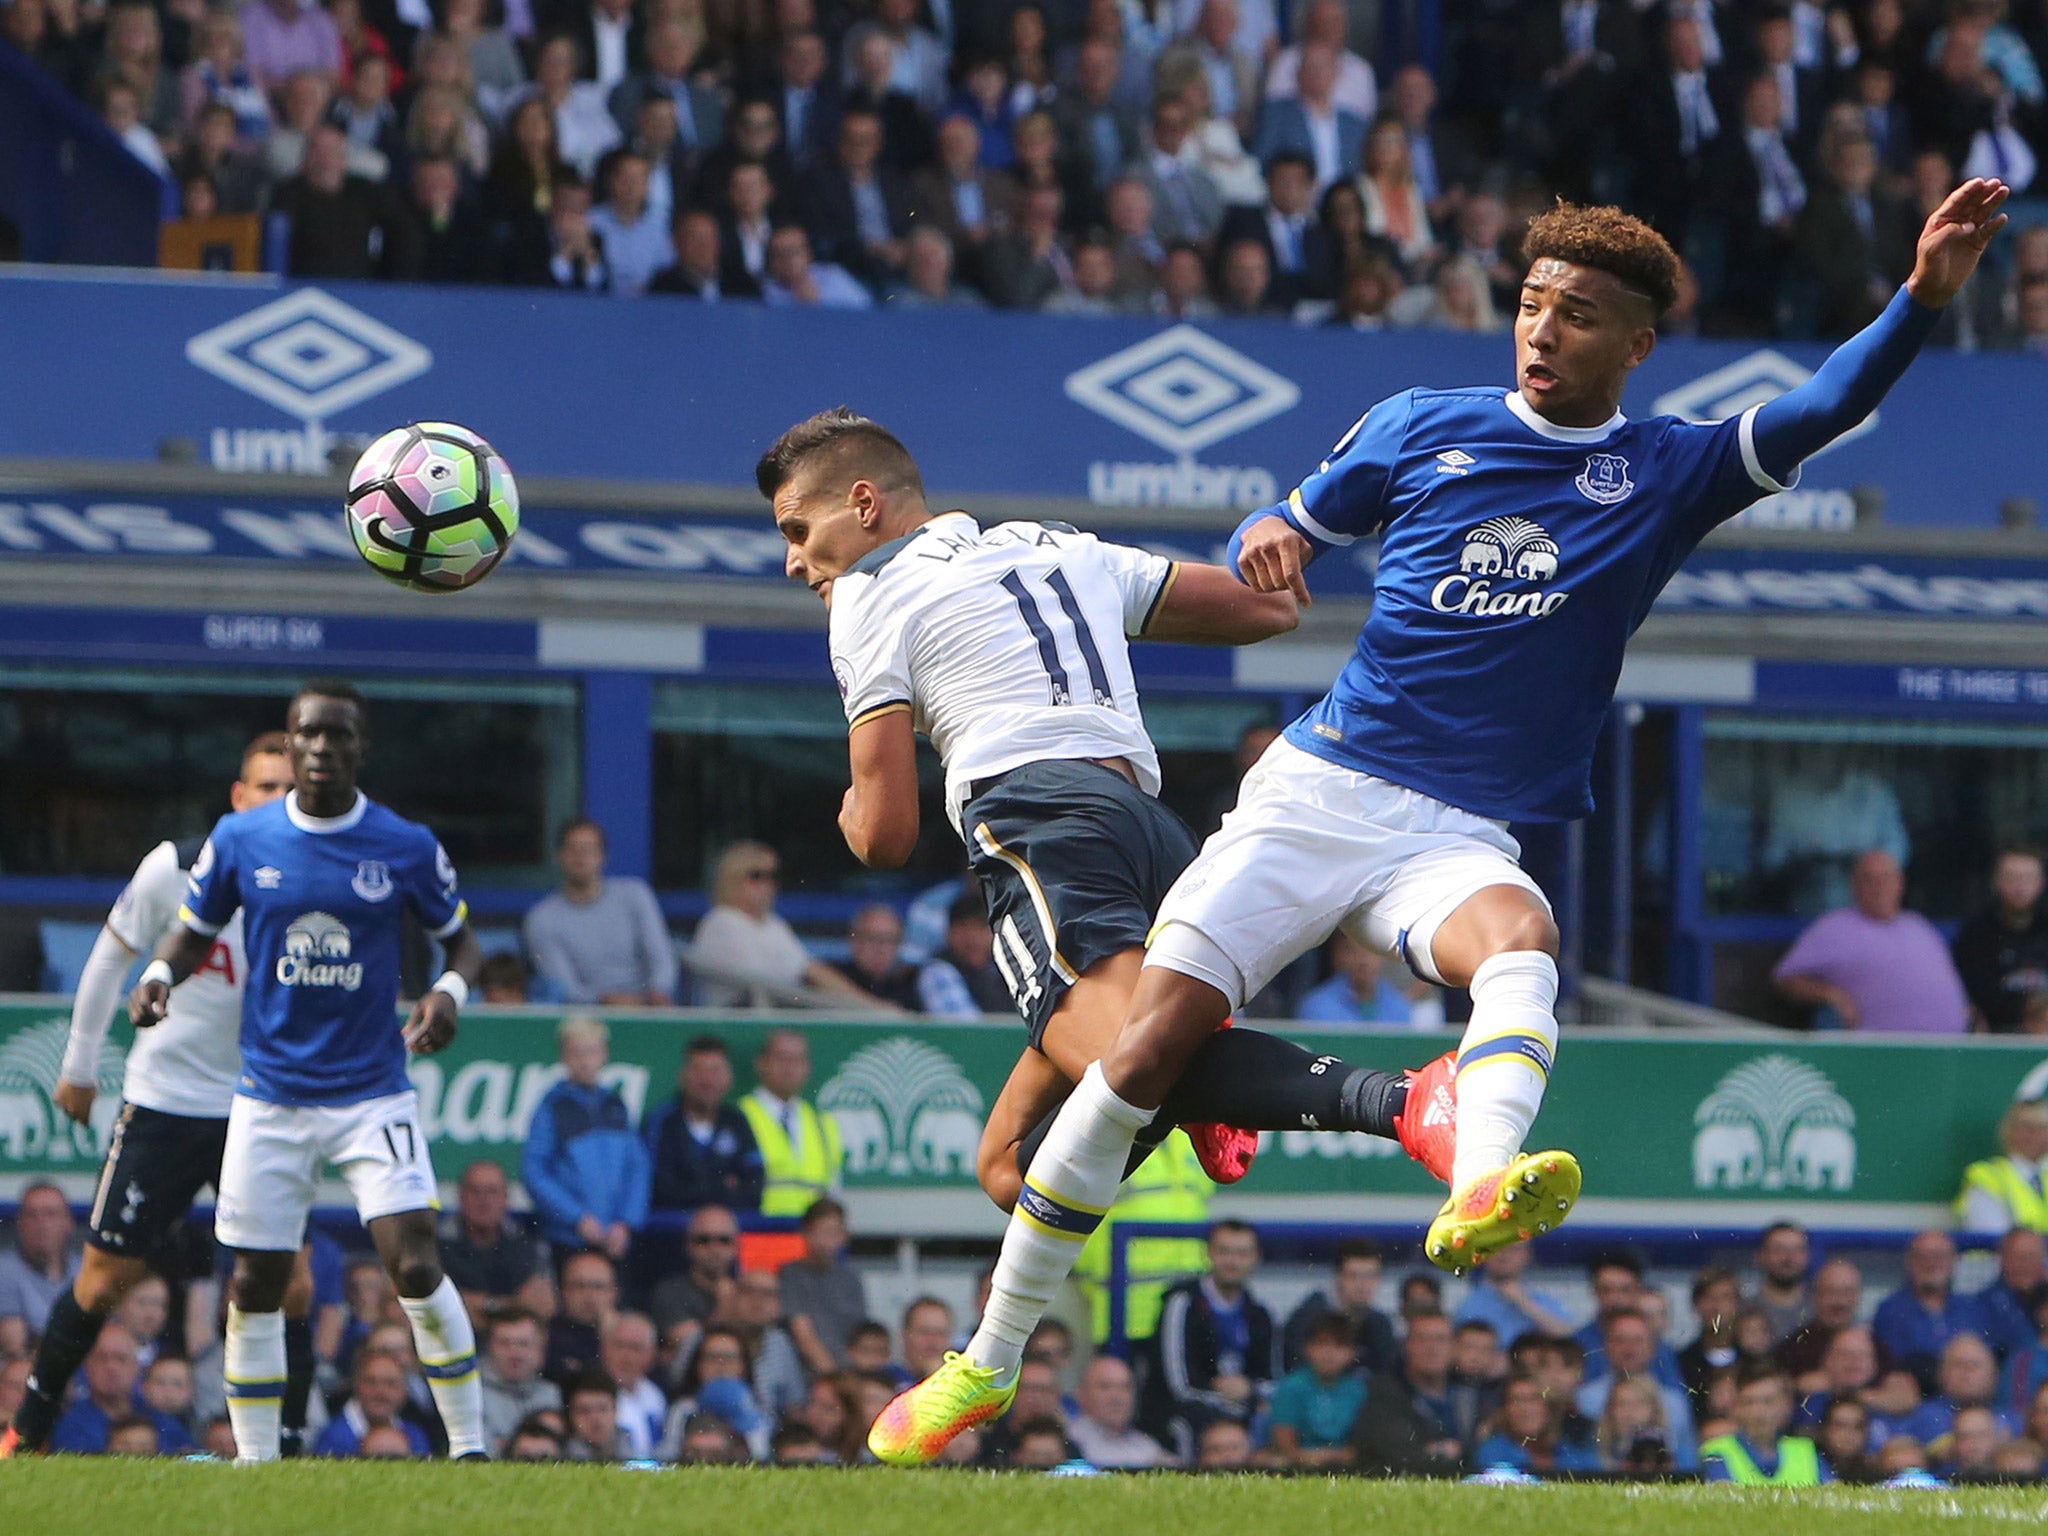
left=72, top=839, right=248, bottom=1118
left=828, top=512, right=1177, bottom=836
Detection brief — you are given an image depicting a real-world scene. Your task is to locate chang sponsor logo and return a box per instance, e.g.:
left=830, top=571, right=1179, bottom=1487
left=0, top=1017, right=126, bottom=1164
left=1065, top=327, right=1297, bottom=511
left=817, top=1036, right=985, bottom=1177
left=1692, top=1054, right=1857, bottom=1193
left=1431, top=515, right=1571, bottom=619
left=275, top=911, right=363, bottom=990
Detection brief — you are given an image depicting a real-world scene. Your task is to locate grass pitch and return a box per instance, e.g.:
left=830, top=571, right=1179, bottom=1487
left=5, top=1461, right=2047, bottom=1536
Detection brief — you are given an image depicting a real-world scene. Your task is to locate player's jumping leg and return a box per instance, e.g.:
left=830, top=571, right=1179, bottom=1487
left=368, top=1211, right=487, bottom=1460
left=1419, top=885, right=1580, bottom=1274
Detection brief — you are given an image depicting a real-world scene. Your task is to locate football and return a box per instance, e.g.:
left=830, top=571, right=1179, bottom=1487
left=345, top=422, right=520, bottom=593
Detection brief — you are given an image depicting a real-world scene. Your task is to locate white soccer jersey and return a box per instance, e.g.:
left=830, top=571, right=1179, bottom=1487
left=95, top=840, right=247, bottom=1117
left=829, top=512, right=1178, bottom=835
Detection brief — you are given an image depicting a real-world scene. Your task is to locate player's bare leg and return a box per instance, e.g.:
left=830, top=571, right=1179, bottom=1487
left=367, top=1211, right=486, bottom=1458
left=1418, top=884, right=1580, bottom=1273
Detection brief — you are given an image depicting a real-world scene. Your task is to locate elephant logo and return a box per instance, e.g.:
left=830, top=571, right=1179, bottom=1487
left=817, top=1036, right=986, bottom=1178
left=1692, top=1054, right=1857, bottom=1193
left=0, top=1016, right=127, bottom=1165
left=276, top=912, right=363, bottom=989
left=1574, top=451, right=1635, bottom=505
left=1458, top=516, right=1561, bottom=584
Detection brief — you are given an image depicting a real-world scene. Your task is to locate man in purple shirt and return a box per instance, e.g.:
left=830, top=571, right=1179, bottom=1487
left=239, top=0, right=342, bottom=94
left=1772, top=850, right=1970, bottom=1033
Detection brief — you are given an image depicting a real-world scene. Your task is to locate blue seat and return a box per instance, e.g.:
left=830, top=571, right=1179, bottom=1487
left=38, top=919, right=106, bottom=995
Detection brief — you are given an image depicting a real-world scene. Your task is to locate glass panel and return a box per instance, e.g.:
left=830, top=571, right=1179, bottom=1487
left=0, top=668, right=577, bottom=882
left=1697, top=711, right=2048, bottom=919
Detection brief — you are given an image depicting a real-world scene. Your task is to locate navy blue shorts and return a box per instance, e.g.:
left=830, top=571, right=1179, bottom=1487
left=85, top=1102, right=228, bottom=1258
left=962, top=760, right=1199, bottom=1051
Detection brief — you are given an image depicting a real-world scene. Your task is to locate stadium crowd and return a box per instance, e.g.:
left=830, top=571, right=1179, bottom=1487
left=6, top=0, right=2048, bottom=344
left=12, top=1117, right=2048, bottom=1482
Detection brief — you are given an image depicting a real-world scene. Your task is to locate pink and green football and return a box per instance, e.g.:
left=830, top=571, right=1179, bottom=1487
left=346, top=422, right=519, bottom=592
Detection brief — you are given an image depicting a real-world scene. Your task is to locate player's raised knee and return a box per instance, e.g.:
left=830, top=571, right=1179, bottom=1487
left=1499, top=907, right=1560, bottom=958
left=390, top=1253, right=444, bottom=1299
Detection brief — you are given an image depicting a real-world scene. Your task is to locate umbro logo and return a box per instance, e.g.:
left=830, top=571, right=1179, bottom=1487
left=255, top=866, right=283, bottom=889
left=1435, top=449, right=1476, bottom=476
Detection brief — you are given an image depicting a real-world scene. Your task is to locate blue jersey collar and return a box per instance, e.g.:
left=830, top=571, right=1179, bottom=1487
left=286, top=789, right=369, bottom=834
left=1503, top=388, right=1625, bottom=443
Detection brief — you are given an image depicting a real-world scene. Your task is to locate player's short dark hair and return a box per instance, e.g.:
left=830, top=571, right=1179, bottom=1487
left=558, top=817, right=606, bottom=849
left=685, top=1034, right=729, bottom=1059
left=1335, top=1238, right=1384, bottom=1268
left=289, top=677, right=367, bottom=724
left=1520, top=201, right=1680, bottom=319
left=755, top=407, right=925, bottom=503
left=241, top=731, right=290, bottom=770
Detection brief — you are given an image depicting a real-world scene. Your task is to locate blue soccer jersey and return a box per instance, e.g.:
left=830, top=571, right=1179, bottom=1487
left=1266, top=386, right=1790, bottom=822
left=180, top=791, right=466, bottom=1106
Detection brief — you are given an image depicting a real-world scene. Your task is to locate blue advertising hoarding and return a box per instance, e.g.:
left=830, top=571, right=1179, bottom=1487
left=1, top=270, right=2042, bottom=528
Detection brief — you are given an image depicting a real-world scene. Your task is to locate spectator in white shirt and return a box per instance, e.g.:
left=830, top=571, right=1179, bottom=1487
left=689, top=842, right=883, bottom=1006
left=587, top=150, right=673, bottom=295
left=760, top=224, right=875, bottom=309
left=1067, top=1355, right=1176, bottom=1466
left=1263, top=0, right=1375, bottom=121
left=601, top=1311, right=668, bottom=1457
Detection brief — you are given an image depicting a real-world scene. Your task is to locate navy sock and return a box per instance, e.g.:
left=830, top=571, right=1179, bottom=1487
left=1153, top=1028, right=1408, bottom=1138
left=280, top=1315, right=316, bottom=1456
left=13, top=1290, right=105, bottom=1450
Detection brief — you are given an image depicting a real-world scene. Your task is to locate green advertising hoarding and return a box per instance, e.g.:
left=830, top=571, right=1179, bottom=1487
left=2, top=998, right=2041, bottom=1213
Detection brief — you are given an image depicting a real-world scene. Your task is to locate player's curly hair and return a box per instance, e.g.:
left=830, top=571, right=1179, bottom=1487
left=756, top=406, right=925, bottom=501
left=1520, top=202, right=1680, bottom=319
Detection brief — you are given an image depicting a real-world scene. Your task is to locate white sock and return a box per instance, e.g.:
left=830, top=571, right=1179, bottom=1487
left=1451, top=951, right=1560, bottom=1191
left=224, top=1305, right=286, bottom=1462
left=966, top=1062, right=1150, bottom=1375
left=400, top=1276, right=485, bottom=1458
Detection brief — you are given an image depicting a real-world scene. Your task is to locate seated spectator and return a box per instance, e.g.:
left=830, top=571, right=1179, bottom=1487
left=1890, top=1333, right=2020, bottom=1450
left=1125, top=93, right=1222, bottom=250
left=1455, top=1242, right=1572, bottom=1351
left=780, top=1197, right=869, bottom=1373
left=389, top=156, right=489, bottom=283
left=627, top=95, right=694, bottom=230
left=103, top=1416, right=160, bottom=1457
left=1042, top=234, right=1127, bottom=315
left=0, top=1182, right=80, bottom=1334
left=1815, top=1394, right=1877, bottom=1482
left=917, top=895, right=1013, bottom=1017
left=645, top=1038, right=766, bottom=1213
left=761, top=222, right=875, bottom=308
left=504, top=1413, right=564, bottom=1460
left=1777, top=1258, right=1874, bottom=1387
left=1772, top=850, right=1971, bottom=1033
left=602, top=1311, right=667, bottom=1457
left=676, top=1409, right=752, bottom=1463
left=1951, top=845, right=2048, bottom=1033
left=840, top=905, right=923, bottom=1009
left=1196, top=1416, right=1254, bottom=1470
left=895, top=1296, right=955, bottom=1392
left=1954, top=1099, right=2048, bottom=1237
left=1942, top=1402, right=2011, bottom=1480
left=96, top=2, right=181, bottom=141
left=140, top=1355, right=197, bottom=1443
left=1969, top=1228, right=2048, bottom=1362
left=771, top=1421, right=829, bottom=1464
left=1254, top=46, right=1366, bottom=192
left=561, top=1369, right=624, bottom=1460
left=110, top=1274, right=171, bottom=1369
left=1407, top=254, right=1506, bottom=333
left=516, top=34, right=620, bottom=179
left=524, top=819, right=675, bottom=1011
left=1595, top=1374, right=1673, bottom=1472
left=1794, top=1325, right=1891, bottom=1431
left=1358, top=117, right=1437, bottom=276
left=1749, top=1221, right=1812, bottom=1344
left=480, top=1306, right=562, bottom=1453
left=313, top=1348, right=432, bottom=1459
left=523, top=1015, right=651, bottom=1259
left=978, top=1358, right=1070, bottom=1466
left=438, top=1158, right=553, bottom=1328
left=1795, top=133, right=1914, bottom=338
left=331, top=52, right=404, bottom=172
left=1679, top=1265, right=1743, bottom=1413
left=1145, top=1222, right=1280, bottom=1461
left=403, top=65, right=490, bottom=181
left=661, top=1323, right=768, bottom=1459
left=1266, top=1314, right=1365, bottom=1468
left=49, top=1324, right=192, bottom=1454
left=910, top=114, right=1018, bottom=258
left=1873, top=1231, right=1973, bottom=1395
left=431, top=0, right=525, bottom=125
left=272, top=121, right=396, bottom=278
left=181, top=9, right=270, bottom=141
left=1008, top=1415, right=1074, bottom=1469
left=1152, top=242, right=1215, bottom=319
left=716, top=1268, right=808, bottom=1421
left=690, top=98, right=796, bottom=220
left=886, top=227, right=986, bottom=308
left=587, top=150, right=673, bottom=297
left=1576, top=1251, right=1679, bottom=1387
left=1282, top=1238, right=1399, bottom=1375
left=99, top=80, right=173, bottom=178
left=546, top=1251, right=619, bottom=1383
left=477, top=952, right=530, bottom=1002
left=650, top=207, right=758, bottom=299
left=240, top=0, right=343, bottom=96
left=1066, top=1354, right=1174, bottom=1467
left=175, top=103, right=268, bottom=213
left=982, top=184, right=1076, bottom=310
left=1576, top=1307, right=1699, bottom=1468
left=650, top=1204, right=740, bottom=1339
left=506, top=175, right=609, bottom=290
left=1295, top=931, right=1418, bottom=1026
left=606, top=16, right=721, bottom=158
left=1702, top=1361, right=1827, bottom=1485
left=691, top=842, right=882, bottom=1006
left=796, top=106, right=910, bottom=286
left=1472, top=1370, right=1603, bottom=1473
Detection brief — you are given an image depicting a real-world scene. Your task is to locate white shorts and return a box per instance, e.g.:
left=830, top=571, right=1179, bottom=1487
left=1145, top=738, right=1550, bottom=1009
left=215, top=1089, right=439, bottom=1251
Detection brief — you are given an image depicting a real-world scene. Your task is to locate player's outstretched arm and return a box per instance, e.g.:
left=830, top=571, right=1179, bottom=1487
left=840, top=707, right=920, bottom=869
left=1230, top=513, right=1317, bottom=606
left=127, top=924, right=215, bottom=1028
left=1141, top=561, right=1300, bottom=644
left=1750, top=178, right=2008, bottom=483
left=402, top=922, right=482, bottom=1054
